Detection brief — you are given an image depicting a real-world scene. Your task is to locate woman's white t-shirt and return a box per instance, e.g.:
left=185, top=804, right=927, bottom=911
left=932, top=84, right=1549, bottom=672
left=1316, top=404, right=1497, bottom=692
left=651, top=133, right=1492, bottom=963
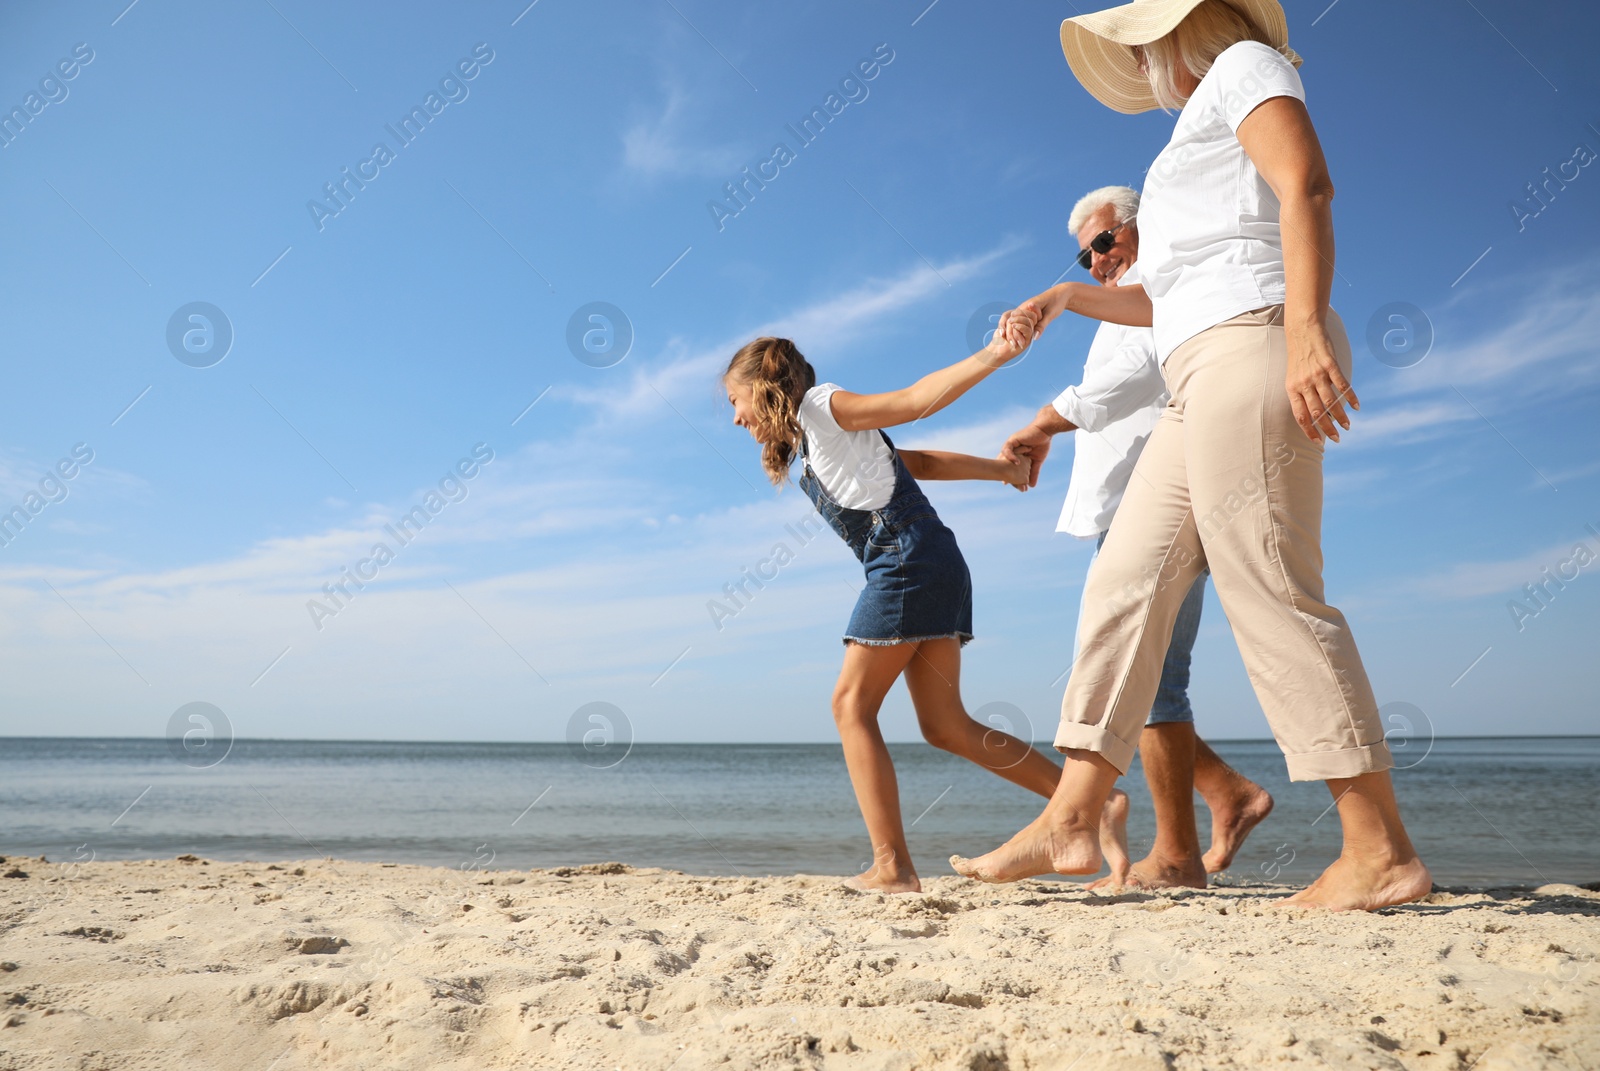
left=796, top=383, right=897, bottom=510
left=1136, top=40, right=1306, bottom=363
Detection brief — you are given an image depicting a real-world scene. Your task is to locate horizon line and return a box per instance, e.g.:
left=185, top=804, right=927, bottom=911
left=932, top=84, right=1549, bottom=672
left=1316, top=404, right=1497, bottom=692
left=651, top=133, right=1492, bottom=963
left=3, top=733, right=1596, bottom=746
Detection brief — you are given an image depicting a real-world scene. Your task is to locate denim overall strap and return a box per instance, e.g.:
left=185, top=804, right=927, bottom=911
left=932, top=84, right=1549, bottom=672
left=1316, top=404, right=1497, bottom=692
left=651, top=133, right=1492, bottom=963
left=798, top=431, right=879, bottom=560
left=869, top=430, right=938, bottom=538
left=801, top=424, right=974, bottom=647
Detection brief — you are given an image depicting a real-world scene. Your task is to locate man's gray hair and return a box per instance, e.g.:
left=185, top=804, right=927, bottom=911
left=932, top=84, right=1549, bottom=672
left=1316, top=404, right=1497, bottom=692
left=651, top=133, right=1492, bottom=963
left=1067, top=185, right=1140, bottom=236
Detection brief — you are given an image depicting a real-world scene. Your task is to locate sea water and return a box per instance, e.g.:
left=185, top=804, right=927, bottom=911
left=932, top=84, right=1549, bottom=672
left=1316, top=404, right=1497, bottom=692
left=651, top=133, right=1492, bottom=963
left=1, top=736, right=1595, bottom=888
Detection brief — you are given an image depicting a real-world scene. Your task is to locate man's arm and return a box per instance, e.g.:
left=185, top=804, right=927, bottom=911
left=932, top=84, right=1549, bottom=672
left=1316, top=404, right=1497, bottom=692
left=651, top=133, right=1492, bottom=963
left=999, top=405, right=1076, bottom=490
left=1055, top=334, right=1166, bottom=433
left=1018, top=279, right=1153, bottom=338
left=1028, top=405, right=1077, bottom=438
left=999, top=325, right=1163, bottom=488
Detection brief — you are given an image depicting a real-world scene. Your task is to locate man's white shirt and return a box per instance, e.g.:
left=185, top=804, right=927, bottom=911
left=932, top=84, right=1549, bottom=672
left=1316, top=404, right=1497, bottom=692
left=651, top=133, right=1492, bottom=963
left=1051, top=263, right=1168, bottom=539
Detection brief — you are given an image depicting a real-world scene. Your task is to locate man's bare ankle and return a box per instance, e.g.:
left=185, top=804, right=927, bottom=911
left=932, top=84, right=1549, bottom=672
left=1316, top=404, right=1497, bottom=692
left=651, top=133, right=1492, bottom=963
left=1150, top=849, right=1206, bottom=875
left=1149, top=843, right=1201, bottom=863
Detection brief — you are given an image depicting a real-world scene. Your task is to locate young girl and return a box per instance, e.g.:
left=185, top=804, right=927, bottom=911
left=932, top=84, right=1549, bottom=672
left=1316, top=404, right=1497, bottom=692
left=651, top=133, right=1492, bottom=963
left=722, top=313, right=1130, bottom=893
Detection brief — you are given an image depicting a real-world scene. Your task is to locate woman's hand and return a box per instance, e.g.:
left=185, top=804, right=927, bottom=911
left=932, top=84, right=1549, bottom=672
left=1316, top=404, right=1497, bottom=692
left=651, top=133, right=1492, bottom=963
left=1285, top=321, right=1358, bottom=443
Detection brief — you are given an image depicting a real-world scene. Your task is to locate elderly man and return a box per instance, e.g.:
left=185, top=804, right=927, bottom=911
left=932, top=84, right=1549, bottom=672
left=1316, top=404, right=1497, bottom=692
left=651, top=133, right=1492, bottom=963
left=1002, top=186, right=1274, bottom=889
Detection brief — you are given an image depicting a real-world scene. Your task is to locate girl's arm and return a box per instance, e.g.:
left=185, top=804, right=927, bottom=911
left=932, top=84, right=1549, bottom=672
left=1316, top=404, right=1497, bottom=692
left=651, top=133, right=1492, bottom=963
left=827, top=307, right=1037, bottom=432
left=1237, top=95, right=1352, bottom=444
left=898, top=449, right=1030, bottom=489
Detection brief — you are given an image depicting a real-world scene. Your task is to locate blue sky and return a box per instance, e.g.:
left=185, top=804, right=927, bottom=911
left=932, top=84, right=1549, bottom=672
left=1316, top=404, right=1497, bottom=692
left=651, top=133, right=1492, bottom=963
left=1, top=0, right=1597, bottom=749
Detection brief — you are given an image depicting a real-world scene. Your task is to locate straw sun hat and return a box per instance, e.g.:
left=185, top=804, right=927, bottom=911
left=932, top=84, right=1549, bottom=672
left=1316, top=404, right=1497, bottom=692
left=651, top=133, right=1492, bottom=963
left=1060, top=0, right=1301, bottom=114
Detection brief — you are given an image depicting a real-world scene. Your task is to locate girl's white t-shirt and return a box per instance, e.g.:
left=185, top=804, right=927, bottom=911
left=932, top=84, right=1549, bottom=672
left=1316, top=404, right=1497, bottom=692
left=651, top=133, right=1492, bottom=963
left=1136, top=40, right=1306, bottom=363
left=796, top=383, right=897, bottom=510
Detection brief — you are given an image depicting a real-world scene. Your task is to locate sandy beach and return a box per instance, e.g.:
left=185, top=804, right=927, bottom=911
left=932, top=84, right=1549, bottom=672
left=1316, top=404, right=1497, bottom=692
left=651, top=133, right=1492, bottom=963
left=1, top=856, right=1596, bottom=1070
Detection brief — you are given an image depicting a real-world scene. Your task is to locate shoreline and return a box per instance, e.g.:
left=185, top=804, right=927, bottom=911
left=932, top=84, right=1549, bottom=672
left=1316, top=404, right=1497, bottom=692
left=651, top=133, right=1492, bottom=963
left=7, top=851, right=1600, bottom=895
left=6, top=733, right=1599, bottom=744
left=3, top=856, right=1596, bottom=1069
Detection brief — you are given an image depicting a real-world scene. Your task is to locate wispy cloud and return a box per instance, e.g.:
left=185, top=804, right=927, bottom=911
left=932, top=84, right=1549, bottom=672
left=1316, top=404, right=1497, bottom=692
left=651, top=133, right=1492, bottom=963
left=1364, top=256, right=1600, bottom=404
left=0, top=452, right=866, bottom=720
left=1337, top=255, right=1600, bottom=449
left=17, top=254, right=1592, bottom=740
left=0, top=242, right=1046, bottom=725
left=1342, top=400, right=1477, bottom=448
left=0, top=448, right=145, bottom=506
left=1405, top=533, right=1598, bottom=601
left=621, top=86, right=745, bottom=178
left=560, top=236, right=1029, bottom=422
left=1539, top=456, right=1600, bottom=487
left=896, top=403, right=1038, bottom=458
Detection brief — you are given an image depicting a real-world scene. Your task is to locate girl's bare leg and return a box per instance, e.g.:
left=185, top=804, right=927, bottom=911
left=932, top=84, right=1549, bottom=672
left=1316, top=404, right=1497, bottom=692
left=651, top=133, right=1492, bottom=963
left=833, top=641, right=922, bottom=893
left=900, top=640, right=1132, bottom=883
left=1278, top=771, right=1431, bottom=911
left=951, top=750, right=1120, bottom=883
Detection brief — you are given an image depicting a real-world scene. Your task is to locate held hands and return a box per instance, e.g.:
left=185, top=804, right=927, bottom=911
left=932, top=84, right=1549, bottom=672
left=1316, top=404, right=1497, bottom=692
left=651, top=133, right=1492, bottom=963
left=979, top=303, right=1056, bottom=491
left=981, top=304, right=1040, bottom=367
left=1000, top=421, right=1053, bottom=490
left=998, top=453, right=1032, bottom=492
left=1018, top=289, right=1067, bottom=337
left=1285, top=322, right=1358, bottom=443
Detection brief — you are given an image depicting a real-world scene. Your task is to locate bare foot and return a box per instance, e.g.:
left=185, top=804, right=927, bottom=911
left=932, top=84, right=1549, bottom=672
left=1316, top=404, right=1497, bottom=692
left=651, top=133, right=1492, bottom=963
left=950, top=812, right=1103, bottom=884
left=1098, top=788, right=1131, bottom=881
left=1108, top=851, right=1208, bottom=891
left=1086, top=790, right=1132, bottom=890
left=1201, top=781, right=1275, bottom=873
left=845, top=867, right=922, bottom=894
left=1275, top=855, right=1432, bottom=912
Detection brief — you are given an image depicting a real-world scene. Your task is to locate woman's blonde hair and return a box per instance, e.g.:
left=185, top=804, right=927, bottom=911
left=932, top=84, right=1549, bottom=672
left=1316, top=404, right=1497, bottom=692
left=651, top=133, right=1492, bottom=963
left=724, top=336, right=816, bottom=486
left=1142, top=0, right=1276, bottom=111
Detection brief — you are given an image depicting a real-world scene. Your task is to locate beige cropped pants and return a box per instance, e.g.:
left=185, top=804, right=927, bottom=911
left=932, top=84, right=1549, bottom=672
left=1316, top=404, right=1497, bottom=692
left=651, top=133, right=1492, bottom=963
left=1054, top=305, right=1393, bottom=782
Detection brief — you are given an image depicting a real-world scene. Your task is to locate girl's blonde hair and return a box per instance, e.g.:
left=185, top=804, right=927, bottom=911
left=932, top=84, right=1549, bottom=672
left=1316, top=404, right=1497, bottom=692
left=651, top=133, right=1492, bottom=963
left=1142, top=0, right=1277, bottom=111
left=724, top=336, right=816, bottom=486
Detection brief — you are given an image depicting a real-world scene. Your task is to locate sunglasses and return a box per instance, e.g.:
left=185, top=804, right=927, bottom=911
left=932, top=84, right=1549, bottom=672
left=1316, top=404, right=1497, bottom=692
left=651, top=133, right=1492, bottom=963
left=1076, top=219, right=1132, bottom=270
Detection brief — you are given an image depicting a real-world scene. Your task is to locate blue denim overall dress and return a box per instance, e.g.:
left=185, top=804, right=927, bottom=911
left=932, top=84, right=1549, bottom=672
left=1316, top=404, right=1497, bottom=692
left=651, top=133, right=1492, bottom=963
left=799, top=430, right=974, bottom=647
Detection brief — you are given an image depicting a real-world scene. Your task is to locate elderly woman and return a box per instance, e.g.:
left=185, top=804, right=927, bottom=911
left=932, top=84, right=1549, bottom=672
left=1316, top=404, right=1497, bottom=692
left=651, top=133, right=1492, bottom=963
left=954, top=0, right=1430, bottom=910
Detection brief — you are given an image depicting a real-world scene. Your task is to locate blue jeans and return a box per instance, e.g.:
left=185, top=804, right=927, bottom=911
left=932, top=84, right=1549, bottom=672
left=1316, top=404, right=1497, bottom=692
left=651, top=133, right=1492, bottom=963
left=1074, top=529, right=1205, bottom=725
